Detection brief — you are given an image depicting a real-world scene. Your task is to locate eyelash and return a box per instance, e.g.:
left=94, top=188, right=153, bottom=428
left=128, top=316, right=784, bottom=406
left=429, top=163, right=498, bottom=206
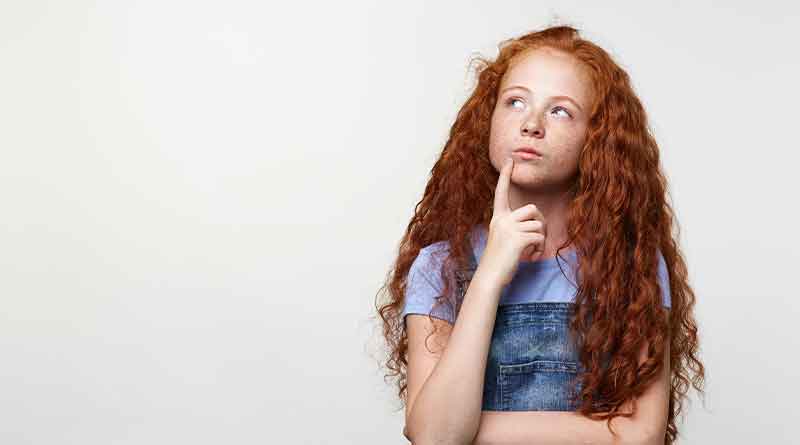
left=506, top=97, right=572, bottom=118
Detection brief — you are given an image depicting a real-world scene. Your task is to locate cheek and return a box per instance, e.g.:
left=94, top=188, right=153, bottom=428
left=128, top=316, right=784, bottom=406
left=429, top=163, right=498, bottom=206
left=548, top=131, right=585, bottom=168
left=488, top=115, right=512, bottom=154
left=552, top=126, right=587, bottom=152
left=489, top=115, right=518, bottom=147
left=555, top=143, right=582, bottom=166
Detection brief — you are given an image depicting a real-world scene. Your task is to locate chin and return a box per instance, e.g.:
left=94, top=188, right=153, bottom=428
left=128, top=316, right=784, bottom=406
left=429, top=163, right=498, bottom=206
left=512, top=178, right=547, bottom=189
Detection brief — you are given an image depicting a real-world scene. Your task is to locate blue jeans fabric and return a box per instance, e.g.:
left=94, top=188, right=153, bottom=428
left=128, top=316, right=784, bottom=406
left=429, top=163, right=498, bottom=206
left=455, top=243, right=584, bottom=412
left=481, top=302, right=584, bottom=411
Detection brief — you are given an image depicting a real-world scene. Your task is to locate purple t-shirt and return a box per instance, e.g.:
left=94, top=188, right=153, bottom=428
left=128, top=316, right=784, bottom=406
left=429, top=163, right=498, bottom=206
left=401, top=224, right=671, bottom=325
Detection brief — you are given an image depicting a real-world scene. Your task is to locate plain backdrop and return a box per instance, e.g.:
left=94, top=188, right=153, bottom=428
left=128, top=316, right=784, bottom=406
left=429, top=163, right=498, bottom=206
left=1, top=1, right=799, bottom=444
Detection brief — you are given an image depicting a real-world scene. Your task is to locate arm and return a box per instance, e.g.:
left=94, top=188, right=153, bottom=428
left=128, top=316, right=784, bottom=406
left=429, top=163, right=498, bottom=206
left=472, top=336, right=670, bottom=445
left=405, top=268, right=505, bottom=445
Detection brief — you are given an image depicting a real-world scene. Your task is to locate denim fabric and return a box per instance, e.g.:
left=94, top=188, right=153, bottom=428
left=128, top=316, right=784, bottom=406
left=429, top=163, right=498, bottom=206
left=457, top=241, right=583, bottom=411
left=402, top=224, right=670, bottom=410
left=481, top=302, right=583, bottom=411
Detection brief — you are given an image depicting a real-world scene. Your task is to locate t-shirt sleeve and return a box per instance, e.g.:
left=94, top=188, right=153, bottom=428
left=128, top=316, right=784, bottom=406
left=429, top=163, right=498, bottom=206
left=657, top=249, right=672, bottom=309
left=401, top=245, right=455, bottom=325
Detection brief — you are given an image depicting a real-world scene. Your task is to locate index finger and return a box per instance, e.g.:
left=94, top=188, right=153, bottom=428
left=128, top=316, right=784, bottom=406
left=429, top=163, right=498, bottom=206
left=493, top=157, right=513, bottom=215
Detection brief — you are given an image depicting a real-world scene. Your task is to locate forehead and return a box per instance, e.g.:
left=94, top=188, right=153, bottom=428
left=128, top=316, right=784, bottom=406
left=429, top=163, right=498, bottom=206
left=500, top=48, right=592, bottom=104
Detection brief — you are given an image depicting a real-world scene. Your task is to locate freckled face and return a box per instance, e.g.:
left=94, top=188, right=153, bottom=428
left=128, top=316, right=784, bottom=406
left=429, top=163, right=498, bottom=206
left=488, top=48, right=594, bottom=192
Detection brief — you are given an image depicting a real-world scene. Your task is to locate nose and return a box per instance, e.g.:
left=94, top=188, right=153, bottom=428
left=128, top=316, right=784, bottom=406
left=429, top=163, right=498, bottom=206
left=521, top=114, right=544, bottom=137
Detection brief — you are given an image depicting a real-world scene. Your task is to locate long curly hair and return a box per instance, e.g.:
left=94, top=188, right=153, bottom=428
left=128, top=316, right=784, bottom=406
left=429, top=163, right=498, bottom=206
left=374, top=24, right=705, bottom=444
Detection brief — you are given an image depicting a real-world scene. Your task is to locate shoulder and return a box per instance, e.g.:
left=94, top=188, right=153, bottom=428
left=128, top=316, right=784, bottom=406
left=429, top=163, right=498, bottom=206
left=411, top=240, right=450, bottom=271
left=407, top=240, right=452, bottom=292
left=403, top=239, right=458, bottom=324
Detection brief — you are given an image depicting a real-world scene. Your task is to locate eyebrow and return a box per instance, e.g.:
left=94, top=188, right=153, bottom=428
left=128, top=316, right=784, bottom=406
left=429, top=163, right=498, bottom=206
left=500, top=85, right=583, bottom=112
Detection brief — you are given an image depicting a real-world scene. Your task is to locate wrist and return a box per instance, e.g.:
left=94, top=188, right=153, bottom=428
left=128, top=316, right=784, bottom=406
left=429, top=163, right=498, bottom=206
left=470, top=265, right=506, bottom=297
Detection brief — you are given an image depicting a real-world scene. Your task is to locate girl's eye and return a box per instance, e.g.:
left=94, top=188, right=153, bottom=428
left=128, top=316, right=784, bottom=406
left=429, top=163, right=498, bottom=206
left=506, top=98, right=572, bottom=118
left=551, top=106, right=572, bottom=118
left=507, top=98, right=524, bottom=109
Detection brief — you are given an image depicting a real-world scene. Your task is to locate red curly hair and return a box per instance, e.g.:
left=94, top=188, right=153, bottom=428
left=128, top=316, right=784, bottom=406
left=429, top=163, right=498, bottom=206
left=374, top=24, right=705, bottom=444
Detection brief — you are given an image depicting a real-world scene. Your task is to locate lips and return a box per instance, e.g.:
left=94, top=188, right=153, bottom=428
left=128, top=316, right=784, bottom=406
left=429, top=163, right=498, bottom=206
left=514, top=147, right=542, bottom=156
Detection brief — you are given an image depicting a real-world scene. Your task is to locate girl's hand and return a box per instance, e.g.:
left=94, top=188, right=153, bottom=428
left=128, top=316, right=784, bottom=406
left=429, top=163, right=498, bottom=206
left=479, top=157, right=548, bottom=287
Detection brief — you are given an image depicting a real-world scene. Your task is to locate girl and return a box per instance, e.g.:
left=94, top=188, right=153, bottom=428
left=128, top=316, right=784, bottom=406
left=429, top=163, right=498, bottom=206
left=376, top=25, right=704, bottom=445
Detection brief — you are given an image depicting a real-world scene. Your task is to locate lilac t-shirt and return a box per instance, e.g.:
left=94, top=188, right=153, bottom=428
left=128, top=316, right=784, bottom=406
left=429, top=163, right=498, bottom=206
left=401, top=225, right=671, bottom=325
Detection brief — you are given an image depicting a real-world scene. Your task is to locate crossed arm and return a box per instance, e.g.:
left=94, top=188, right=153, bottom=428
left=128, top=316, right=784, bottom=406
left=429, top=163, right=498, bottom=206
left=404, top=340, right=670, bottom=445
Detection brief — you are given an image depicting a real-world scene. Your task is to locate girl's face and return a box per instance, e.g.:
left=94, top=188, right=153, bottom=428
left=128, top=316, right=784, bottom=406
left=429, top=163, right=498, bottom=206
left=488, top=48, right=594, bottom=193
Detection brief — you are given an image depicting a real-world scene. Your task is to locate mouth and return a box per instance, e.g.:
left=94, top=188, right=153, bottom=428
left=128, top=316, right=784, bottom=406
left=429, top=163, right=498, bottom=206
left=513, top=148, right=542, bottom=160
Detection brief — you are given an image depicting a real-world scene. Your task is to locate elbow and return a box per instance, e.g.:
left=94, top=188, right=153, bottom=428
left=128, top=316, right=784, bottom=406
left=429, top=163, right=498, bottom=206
left=628, top=423, right=666, bottom=445
left=405, top=413, right=475, bottom=445
left=403, top=424, right=412, bottom=442
left=403, top=421, right=430, bottom=445
left=643, top=430, right=667, bottom=445
left=404, top=428, right=470, bottom=445
left=404, top=423, right=473, bottom=445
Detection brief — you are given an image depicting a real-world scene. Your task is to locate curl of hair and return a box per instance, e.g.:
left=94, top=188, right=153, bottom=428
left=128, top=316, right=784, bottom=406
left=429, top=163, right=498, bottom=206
left=374, top=24, right=704, bottom=445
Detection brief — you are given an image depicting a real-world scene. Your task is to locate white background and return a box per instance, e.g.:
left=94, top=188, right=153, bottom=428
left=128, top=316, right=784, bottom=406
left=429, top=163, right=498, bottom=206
left=1, top=1, right=799, bottom=444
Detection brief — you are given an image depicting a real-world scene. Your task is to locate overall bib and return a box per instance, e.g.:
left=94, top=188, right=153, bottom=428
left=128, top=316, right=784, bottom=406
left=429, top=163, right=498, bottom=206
left=454, top=242, right=585, bottom=411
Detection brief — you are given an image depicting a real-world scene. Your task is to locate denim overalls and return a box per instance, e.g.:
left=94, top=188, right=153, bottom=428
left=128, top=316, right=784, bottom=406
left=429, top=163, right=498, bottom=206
left=454, top=242, right=584, bottom=412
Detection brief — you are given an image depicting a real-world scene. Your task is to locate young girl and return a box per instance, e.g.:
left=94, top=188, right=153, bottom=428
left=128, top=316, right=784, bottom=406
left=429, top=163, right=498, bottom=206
left=376, top=25, right=705, bottom=445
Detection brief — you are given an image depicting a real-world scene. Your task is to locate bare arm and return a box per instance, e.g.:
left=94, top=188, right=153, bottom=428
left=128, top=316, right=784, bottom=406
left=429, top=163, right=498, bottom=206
left=405, top=267, right=504, bottom=445
left=471, top=326, right=671, bottom=445
left=405, top=158, right=564, bottom=445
